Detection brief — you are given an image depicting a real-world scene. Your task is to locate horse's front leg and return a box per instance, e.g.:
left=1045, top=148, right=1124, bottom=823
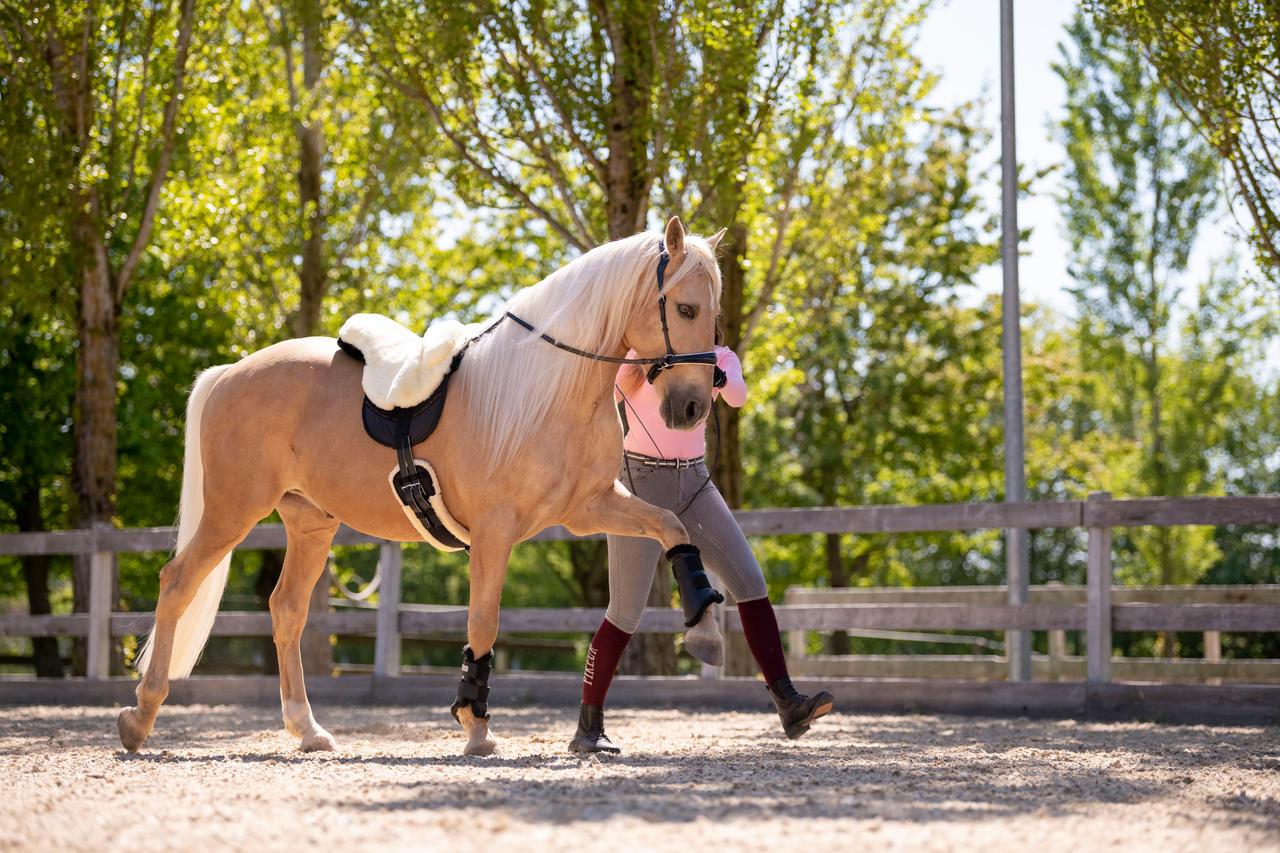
left=452, top=520, right=514, bottom=757
left=565, top=479, right=690, bottom=549
left=565, top=481, right=724, bottom=649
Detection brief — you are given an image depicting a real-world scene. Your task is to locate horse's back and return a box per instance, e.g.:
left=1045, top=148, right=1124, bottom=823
left=193, top=337, right=422, bottom=540
left=196, top=333, right=617, bottom=543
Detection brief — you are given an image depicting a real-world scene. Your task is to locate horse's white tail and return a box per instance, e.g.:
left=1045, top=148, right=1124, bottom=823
left=136, top=364, right=234, bottom=680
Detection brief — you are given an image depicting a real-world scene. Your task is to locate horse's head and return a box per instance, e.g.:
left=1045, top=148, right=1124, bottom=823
left=626, top=216, right=726, bottom=431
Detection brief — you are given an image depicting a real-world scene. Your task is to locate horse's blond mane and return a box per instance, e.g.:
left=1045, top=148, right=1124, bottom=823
left=456, top=229, right=722, bottom=474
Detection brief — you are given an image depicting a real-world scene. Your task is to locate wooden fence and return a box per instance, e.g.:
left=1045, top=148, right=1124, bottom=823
left=2, top=492, right=1279, bottom=698
left=784, top=583, right=1280, bottom=683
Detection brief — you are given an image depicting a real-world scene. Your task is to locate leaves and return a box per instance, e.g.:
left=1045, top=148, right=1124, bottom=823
left=1088, top=0, right=1280, bottom=280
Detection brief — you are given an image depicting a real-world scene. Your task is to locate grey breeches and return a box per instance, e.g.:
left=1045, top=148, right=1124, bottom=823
left=605, top=458, right=768, bottom=634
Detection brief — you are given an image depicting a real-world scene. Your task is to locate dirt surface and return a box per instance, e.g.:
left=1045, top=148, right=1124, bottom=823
left=2, top=702, right=1278, bottom=852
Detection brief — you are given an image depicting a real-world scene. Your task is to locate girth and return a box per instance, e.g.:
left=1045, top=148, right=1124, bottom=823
left=337, top=337, right=468, bottom=551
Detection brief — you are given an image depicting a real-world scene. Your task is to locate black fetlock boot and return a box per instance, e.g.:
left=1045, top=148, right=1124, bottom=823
left=767, top=677, right=834, bottom=740
left=668, top=544, right=724, bottom=627
left=568, top=703, right=621, bottom=755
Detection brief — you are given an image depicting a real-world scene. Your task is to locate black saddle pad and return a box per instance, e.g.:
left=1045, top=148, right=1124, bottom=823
left=359, top=377, right=451, bottom=449
left=339, top=337, right=454, bottom=449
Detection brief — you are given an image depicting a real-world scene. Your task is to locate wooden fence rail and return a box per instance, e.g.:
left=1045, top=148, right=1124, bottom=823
left=2, top=494, right=1278, bottom=685
left=783, top=584, right=1280, bottom=683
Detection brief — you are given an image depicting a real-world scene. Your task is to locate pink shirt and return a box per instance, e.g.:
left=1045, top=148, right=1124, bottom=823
left=615, top=345, right=747, bottom=459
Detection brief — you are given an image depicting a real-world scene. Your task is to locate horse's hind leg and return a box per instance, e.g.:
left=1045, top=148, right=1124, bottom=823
left=271, top=494, right=341, bottom=752
left=118, top=517, right=256, bottom=752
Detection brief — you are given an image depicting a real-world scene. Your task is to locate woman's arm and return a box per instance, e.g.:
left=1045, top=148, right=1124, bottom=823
left=715, top=346, right=747, bottom=408
left=614, top=362, right=647, bottom=402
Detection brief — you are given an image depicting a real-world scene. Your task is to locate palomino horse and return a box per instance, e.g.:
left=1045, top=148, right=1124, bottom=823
left=117, top=216, right=726, bottom=756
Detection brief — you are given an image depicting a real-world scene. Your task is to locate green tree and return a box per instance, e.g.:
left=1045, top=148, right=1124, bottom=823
left=738, top=7, right=1000, bottom=647
left=0, top=308, right=76, bottom=676
left=1087, top=0, right=1280, bottom=278
left=1053, top=11, right=1223, bottom=607
left=1, top=0, right=199, bottom=672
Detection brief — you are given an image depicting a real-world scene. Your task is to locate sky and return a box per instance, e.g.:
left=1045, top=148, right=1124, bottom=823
left=918, top=0, right=1079, bottom=316
left=914, top=0, right=1269, bottom=348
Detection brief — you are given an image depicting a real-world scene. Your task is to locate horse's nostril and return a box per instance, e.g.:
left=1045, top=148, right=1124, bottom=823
left=685, top=400, right=700, bottom=422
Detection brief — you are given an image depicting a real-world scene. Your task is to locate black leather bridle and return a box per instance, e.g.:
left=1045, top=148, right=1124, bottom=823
left=504, top=239, right=718, bottom=384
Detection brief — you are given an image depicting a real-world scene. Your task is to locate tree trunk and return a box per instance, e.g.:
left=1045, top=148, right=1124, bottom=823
left=47, top=1, right=195, bottom=676
left=255, top=550, right=284, bottom=675
left=263, top=0, right=334, bottom=677
left=70, top=205, right=121, bottom=676
left=711, top=222, right=748, bottom=508
left=597, top=3, right=670, bottom=670
left=300, top=564, right=333, bottom=676
left=567, top=540, right=610, bottom=608
left=291, top=1, right=327, bottom=340
left=18, top=483, right=63, bottom=678
left=595, top=0, right=653, bottom=239
left=709, top=223, right=752, bottom=672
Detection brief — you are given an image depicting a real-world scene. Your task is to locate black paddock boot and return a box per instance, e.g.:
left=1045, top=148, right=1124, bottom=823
left=568, top=703, right=621, bottom=755
left=767, top=677, right=834, bottom=740
left=667, top=544, right=724, bottom=627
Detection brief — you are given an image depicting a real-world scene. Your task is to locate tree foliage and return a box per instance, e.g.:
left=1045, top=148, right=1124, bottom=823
left=1087, top=0, right=1280, bottom=279
left=1054, top=10, right=1225, bottom=592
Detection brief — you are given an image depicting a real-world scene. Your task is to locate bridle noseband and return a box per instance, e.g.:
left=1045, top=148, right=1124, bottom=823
left=504, top=239, right=717, bottom=383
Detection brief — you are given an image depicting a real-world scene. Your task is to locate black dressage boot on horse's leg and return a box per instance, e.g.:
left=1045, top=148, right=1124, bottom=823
left=767, top=677, right=834, bottom=740
left=569, top=703, right=622, bottom=754
left=451, top=645, right=498, bottom=756
left=668, top=545, right=724, bottom=626
left=668, top=544, right=725, bottom=664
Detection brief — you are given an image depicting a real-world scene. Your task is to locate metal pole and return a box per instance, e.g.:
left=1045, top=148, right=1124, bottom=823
left=1000, top=0, right=1032, bottom=682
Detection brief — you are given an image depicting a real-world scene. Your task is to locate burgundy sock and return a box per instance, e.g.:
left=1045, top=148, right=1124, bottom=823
left=582, top=618, right=633, bottom=706
left=737, top=597, right=789, bottom=685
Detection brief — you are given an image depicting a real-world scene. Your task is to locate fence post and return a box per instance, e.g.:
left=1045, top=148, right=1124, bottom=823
left=1203, top=630, right=1222, bottom=686
left=1046, top=580, right=1066, bottom=682
left=374, top=542, right=402, bottom=677
left=785, top=588, right=806, bottom=663
left=87, top=522, right=114, bottom=680
left=1086, top=491, right=1112, bottom=684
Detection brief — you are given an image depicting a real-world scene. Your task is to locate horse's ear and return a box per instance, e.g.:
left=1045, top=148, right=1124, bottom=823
left=707, top=227, right=727, bottom=251
left=664, top=216, right=685, bottom=255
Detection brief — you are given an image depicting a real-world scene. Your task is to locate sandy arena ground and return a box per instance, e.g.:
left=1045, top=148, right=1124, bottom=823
left=1, top=701, right=1278, bottom=852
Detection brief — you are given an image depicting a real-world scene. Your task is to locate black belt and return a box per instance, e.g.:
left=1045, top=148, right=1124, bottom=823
left=624, top=451, right=704, bottom=470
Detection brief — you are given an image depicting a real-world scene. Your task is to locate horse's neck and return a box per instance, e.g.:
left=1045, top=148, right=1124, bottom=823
left=453, top=317, right=625, bottom=473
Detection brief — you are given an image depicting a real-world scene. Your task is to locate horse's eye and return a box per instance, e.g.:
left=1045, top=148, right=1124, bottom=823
left=677, top=303, right=697, bottom=320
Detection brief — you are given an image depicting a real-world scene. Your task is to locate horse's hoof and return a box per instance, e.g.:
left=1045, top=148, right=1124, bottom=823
left=463, top=734, right=499, bottom=757
left=117, top=707, right=151, bottom=753
left=683, top=618, right=724, bottom=666
left=684, top=634, right=724, bottom=665
left=300, top=729, right=337, bottom=752
left=455, top=704, right=499, bottom=756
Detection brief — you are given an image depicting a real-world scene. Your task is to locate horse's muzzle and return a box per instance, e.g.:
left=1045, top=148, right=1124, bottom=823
left=659, top=382, right=709, bottom=431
